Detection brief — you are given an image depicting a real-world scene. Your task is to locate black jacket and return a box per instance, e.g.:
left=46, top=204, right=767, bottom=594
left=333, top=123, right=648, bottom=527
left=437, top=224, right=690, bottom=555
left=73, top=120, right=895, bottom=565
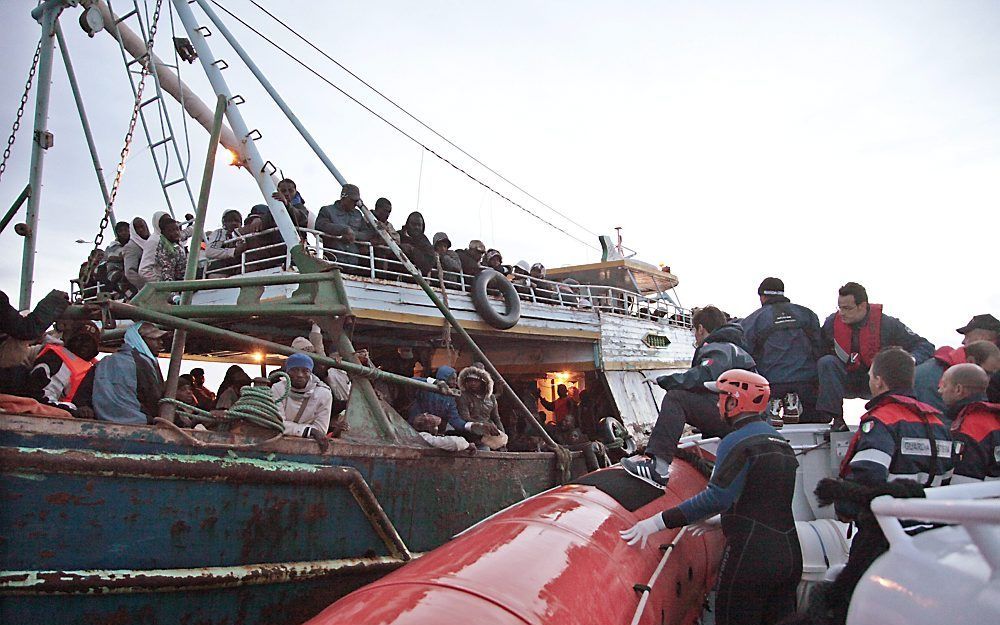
left=0, top=289, right=68, bottom=341
left=657, top=323, right=756, bottom=392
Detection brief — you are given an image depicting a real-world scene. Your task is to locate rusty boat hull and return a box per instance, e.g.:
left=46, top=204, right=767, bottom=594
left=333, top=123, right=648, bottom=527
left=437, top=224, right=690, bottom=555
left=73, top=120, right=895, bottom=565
left=0, top=414, right=586, bottom=625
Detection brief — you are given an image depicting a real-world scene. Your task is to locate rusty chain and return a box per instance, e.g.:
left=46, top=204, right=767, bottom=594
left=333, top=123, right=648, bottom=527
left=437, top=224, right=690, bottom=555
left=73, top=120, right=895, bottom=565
left=83, top=0, right=165, bottom=286
left=0, top=40, right=42, bottom=185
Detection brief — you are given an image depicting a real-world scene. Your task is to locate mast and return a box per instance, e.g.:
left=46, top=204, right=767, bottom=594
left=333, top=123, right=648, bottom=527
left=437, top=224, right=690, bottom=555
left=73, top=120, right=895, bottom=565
left=19, top=0, right=63, bottom=309
left=170, top=0, right=300, bottom=248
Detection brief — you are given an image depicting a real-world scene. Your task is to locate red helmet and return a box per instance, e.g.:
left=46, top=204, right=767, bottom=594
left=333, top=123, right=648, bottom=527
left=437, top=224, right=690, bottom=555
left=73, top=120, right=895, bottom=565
left=705, top=369, right=770, bottom=420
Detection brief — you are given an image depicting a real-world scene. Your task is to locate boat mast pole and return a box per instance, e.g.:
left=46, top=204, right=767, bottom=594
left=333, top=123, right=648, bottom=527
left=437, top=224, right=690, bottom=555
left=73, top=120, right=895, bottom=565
left=189, top=0, right=348, bottom=185
left=54, top=22, right=114, bottom=224
left=159, top=94, right=227, bottom=424
left=19, top=0, right=64, bottom=309
left=169, top=0, right=299, bottom=249
left=189, top=0, right=564, bottom=457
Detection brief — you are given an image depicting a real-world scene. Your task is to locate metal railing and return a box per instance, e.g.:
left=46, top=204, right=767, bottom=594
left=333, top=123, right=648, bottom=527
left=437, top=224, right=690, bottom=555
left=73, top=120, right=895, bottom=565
left=72, top=226, right=693, bottom=328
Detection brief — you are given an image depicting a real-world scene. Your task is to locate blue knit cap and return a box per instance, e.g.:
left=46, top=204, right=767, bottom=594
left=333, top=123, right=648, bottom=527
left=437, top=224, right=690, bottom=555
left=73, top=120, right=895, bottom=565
left=286, top=352, right=314, bottom=371
left=436, top=365, right=457, bottom=382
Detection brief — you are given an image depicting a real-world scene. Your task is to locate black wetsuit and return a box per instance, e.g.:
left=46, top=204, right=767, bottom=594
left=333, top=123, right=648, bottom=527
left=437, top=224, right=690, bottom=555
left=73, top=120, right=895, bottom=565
left=661, top=415, right=802, bottom=625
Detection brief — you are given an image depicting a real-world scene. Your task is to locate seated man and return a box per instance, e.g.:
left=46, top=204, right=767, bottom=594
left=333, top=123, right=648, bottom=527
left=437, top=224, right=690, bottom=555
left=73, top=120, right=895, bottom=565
left=28, top=321, right=100, bottom=416
left=408, top=365, right=496, bottom=438
left=245, top=197, right=308, bottom=271
left=315, top=184, right=373, bottom=272
left=621, top=306, right=755, bottom=488
left=940, top=363, right=1000, bottom=482
left=482, top=248, right=511, bottom=277
left=122, top=217, right=152, bottom=293
left=92, top=322, right=168, bottom=424
left=203, top=209, right=249, bottom=276
left=271, top=353, right=333, bottom=440
left=188, top=367, right=216, bottom=410
left=914, top=314, right=1000, bottom=412
left=740, top=277, right=823, bottom=422
left=291, top=325, right=352, bottom=418
left=456, top=240, right=487, bottom=276
left=456, top=365, right=505, bottom=449
left=817, top=282, right=934, bottom=430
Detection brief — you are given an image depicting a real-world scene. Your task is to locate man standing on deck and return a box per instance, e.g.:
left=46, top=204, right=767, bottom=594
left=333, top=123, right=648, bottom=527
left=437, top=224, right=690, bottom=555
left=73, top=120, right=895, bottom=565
left=315, top=184, right=374, bottom=269
left=816, top=282, right=934, bottom=431
left=621, top=306, right=755, bottom=488
left=621, top=370, right=801, bottom=625
left=740, top=277, right=822, bottom=422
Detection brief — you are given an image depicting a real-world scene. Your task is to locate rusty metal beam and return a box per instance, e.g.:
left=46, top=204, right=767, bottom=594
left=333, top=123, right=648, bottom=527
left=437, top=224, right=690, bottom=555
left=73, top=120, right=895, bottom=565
left=0, top=554, right=420, bottom=595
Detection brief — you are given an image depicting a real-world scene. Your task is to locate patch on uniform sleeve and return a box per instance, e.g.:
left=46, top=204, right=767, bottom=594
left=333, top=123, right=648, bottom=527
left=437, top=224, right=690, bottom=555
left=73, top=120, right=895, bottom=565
left=953, top=441, right=964, bottom=457
left=994, top=446, right=1000, bottom=463
left=700, top=359, right=714, bottom=367
left=861, top=421, right=874, bottom=433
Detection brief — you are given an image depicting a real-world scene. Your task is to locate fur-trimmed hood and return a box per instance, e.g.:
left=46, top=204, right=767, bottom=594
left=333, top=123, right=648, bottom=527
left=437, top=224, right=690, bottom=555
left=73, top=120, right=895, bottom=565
left=458, top=365, right=493, bottom=396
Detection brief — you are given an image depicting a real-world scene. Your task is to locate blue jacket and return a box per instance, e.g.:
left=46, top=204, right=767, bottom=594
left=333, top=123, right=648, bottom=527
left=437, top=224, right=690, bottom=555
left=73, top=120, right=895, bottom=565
left=821, top=309, right=934, bottom=366
left=407, top=366, right=464, bottom=431
left=741, top=297, right=821, bottom=384
left=837, top=392, right=954, bottom=519
left=913, top=359, right=947, bottom=414
left=92, top=344, right=163, bottom=425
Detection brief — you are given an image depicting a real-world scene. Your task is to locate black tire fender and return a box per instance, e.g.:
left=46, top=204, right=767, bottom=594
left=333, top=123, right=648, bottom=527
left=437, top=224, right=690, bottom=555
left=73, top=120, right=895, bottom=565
left=471, top=269, right=521, bottom=330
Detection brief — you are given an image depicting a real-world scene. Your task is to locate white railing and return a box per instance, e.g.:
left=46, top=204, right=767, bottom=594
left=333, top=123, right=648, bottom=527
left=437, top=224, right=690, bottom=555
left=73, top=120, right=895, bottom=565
left=72, top=226, right=693, bottom=328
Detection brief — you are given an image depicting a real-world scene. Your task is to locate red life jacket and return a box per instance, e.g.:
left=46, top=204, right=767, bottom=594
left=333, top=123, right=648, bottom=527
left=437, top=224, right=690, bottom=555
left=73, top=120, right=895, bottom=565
left=37, top=344, right=94, bottom=403
left=933, top=346, right=966, bottom=369
left=839, top=394, right=944, bottom=477
left=951, top=401, right=1000, bottom=442
left=832, top=303, right=883, bottom=372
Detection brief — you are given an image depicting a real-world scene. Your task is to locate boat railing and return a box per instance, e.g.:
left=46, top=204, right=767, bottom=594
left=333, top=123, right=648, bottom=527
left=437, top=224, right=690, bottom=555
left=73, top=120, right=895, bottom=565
left=72, top=225, right=693, bottom=328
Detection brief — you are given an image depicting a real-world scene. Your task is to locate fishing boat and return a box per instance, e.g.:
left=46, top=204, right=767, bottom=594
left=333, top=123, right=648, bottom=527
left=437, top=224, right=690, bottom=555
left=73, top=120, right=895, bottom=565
left=0, top=1, right=700, bottom=623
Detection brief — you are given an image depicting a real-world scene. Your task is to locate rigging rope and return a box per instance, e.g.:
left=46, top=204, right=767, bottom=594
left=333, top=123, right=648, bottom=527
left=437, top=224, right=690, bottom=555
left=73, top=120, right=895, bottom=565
left=0, top=40, right=42, bottom=185
left=158, top=370, right=291, bottom=433
left=83, top=0, right=166, bottom=286
left=243, top=0, right=601, bottom=242
left=209, top=0, right=599, bottom=252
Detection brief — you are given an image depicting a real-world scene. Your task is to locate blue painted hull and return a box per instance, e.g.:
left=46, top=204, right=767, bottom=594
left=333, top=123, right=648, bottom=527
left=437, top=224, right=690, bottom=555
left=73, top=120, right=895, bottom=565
left=0, top=415, right=583, bottom=624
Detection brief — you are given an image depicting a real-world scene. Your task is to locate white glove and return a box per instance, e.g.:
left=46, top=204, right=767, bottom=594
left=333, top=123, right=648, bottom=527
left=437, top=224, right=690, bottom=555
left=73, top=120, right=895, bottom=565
left=689, top=514, right=721, bottom=536
left=620, top=513, right=667, bottom=549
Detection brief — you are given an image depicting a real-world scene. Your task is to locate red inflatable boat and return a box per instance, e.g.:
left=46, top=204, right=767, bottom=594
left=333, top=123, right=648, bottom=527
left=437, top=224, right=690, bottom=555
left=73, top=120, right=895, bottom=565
left=303, top=454, right=725, bottom=625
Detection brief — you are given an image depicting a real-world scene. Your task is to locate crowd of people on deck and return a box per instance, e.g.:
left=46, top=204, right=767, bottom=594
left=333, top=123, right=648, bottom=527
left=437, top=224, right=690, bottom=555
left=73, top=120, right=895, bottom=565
left=77, top=181, right=588, bottom=308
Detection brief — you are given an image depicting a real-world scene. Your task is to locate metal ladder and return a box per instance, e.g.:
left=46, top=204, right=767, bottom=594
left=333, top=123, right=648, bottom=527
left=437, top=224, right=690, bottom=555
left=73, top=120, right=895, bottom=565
left=109, top=0, right=198, bottom=219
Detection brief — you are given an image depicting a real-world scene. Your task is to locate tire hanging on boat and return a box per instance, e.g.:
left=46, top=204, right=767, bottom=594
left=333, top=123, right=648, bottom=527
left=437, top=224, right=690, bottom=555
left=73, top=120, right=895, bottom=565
left=471, top=269, right=521, bottom=330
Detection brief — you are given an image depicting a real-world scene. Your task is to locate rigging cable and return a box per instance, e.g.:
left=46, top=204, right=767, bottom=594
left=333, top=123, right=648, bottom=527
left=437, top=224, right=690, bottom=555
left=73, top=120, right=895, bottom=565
left=244, top=0, right=601, bottom=242
left=209, top=0, right=598, bottom=251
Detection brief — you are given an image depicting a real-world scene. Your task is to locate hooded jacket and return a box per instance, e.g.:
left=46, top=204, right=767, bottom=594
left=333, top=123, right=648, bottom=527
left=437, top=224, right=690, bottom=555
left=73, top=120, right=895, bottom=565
left=272, top=374, right=333, bottom=437
left=138, top=211, right=193, bottom=282
left=657, top=323, right=756, bottom=392
left=456, top=366, right=504, bottom=432
left=740, top=296, right=821, bottom=384
left=398, top=212, right=435, bottom=274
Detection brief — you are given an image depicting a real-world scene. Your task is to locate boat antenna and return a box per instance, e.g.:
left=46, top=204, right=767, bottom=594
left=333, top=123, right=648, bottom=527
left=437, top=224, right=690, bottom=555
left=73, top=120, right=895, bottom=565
left=209, top=0, right=600, bottom=251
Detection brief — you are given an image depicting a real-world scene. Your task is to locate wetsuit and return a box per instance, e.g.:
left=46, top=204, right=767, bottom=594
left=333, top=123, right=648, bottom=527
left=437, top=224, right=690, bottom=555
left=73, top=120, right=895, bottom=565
left=660, top=415, right=801, bottom=625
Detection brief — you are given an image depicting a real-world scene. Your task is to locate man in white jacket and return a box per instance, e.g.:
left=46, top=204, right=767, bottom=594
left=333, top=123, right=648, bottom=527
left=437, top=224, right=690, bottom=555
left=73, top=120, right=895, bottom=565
left=272, top=352, right=332, bottom=439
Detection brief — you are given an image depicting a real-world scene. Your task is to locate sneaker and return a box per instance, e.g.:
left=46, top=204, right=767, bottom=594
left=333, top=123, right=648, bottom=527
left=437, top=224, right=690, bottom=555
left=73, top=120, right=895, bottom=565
left=620, top=456, right=669, bottom=489
left=767, top=399, right=784, bottom=428
left=830, top=416, right=849, bottom=433
left=783, top=393, right=801, bottom=424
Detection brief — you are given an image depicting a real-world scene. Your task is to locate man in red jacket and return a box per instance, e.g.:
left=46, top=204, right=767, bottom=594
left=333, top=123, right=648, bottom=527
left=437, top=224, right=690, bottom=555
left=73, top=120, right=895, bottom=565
left=940, top=363, right=1000, bottom=482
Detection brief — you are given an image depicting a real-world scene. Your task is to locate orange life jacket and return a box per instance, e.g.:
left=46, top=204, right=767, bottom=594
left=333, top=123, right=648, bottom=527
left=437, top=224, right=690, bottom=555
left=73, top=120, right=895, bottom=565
left=37, top=344, right=94, bottom=402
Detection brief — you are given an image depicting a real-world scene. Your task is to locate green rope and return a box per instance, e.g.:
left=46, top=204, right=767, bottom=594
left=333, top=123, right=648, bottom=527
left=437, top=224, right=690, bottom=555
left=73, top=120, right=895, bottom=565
left=159, top=371, right=292, bottom=433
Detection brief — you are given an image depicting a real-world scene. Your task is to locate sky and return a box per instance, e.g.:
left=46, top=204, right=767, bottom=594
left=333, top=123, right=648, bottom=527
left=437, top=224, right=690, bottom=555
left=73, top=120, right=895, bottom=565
left=1, top=0, right=998, bottom=387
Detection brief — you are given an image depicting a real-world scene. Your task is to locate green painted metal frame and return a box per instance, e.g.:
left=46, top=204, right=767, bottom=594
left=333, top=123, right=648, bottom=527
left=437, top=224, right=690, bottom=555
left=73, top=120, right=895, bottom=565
left=0, top=184, right=31, bottom=234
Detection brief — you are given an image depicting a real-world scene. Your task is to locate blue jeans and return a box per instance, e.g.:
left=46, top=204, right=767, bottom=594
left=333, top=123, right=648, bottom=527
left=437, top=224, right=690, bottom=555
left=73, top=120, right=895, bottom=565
left=816, top=355, right=870, bottom=418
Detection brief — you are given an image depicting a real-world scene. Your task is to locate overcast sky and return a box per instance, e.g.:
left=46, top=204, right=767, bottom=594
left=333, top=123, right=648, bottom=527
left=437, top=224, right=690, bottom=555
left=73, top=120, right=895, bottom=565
left=1, top=1, right=998, bottom=386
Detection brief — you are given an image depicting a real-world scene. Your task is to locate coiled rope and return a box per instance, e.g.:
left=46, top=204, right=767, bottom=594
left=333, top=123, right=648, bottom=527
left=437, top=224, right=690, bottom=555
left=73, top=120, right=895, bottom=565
left=159, top=371, right=291, bottom=433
